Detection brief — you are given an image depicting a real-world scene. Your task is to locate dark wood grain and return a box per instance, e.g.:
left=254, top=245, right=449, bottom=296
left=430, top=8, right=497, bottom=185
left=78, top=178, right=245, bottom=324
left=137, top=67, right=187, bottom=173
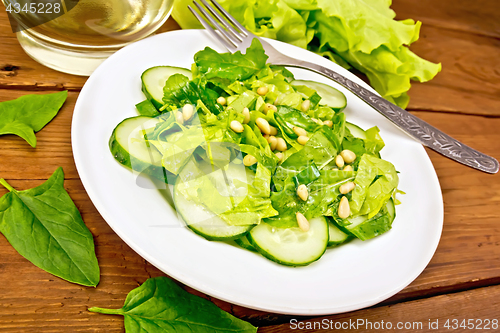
left=392, top=0, right=500, bottom=38
left=391, top=0, right=500, bottom=115
left=260, top=285, right=500, bottom=332
left=405, top=25, right=500, bottom=116
left=1, top=107, right=499, bottom=329
left=1, top=0, right=500, bottom=331
left=0, top=12, right=180, bottom=91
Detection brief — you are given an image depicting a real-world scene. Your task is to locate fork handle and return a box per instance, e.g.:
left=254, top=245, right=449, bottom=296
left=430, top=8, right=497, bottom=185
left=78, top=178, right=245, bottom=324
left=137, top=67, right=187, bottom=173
left=276, top=59, right=498, bottom=174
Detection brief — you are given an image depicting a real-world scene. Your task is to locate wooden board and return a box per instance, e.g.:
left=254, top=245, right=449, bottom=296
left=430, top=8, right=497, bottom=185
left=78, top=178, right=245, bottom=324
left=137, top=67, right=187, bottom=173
left=1, top=90, right=499, bottom=329
left=1, top=0, right=500, bottom=331
left=260, top=285, right=500, bottom=332
left=0, top=13, right=180, bottom=91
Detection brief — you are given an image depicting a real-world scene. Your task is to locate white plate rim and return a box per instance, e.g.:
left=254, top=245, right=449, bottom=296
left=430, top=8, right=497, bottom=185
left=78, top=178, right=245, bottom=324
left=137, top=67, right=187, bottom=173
left=72, top=29, right=444, bottom=315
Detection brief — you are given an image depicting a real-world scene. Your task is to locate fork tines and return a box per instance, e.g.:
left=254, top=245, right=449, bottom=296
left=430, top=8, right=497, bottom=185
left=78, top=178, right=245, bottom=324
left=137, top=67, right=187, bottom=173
left=188, top=0, right=254, bottom=53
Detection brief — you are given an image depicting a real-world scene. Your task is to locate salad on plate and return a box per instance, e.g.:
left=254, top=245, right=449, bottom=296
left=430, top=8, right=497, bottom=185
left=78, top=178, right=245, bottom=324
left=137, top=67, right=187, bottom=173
left=109, top=39, right=400, bottom=266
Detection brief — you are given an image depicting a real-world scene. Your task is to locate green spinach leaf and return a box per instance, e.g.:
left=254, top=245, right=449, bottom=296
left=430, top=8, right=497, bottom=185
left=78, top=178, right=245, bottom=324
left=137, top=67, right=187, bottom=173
left=89, top=276, right=257, bottom=333
left=162, top=77, right=223, bottom=115
left=0, top=91, right=67, bottom=147
left=194, top=38, right=268, bottom=81
left=0, top=167, right=100, bottom=286
left=351, top=154, right=399, bottom=218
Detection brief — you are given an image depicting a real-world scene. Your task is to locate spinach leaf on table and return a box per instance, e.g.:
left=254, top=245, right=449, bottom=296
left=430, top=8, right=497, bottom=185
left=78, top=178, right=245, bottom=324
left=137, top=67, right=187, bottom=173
left=89, top=276, right=257, bottom=333
left=0, top=91, right=67, bottom=147
left=0, top=167, right=100, bottom=287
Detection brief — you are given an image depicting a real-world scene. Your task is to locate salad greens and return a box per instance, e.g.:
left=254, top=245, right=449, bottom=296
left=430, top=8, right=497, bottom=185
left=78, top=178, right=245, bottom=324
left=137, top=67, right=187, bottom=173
left=172, top=0, right=441, bottom=108
left=89, top=276, right=257, bottom=333
left=0, top=167, right=100, bottom=286
left=0, top=91, right=67, bottom=147
left=110, top=39, right=401, bottom=266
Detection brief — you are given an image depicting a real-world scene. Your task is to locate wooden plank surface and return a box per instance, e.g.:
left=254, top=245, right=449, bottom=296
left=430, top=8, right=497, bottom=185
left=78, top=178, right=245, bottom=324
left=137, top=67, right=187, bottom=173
left=0, top=13, right=180, bottom=91
left=1, top=98, right=499, bottom=329
left=392, top=0, right=500, bottom=116
left=260, top=284, right=500, bottom=332
left=1, top=0, right=500, bottom=331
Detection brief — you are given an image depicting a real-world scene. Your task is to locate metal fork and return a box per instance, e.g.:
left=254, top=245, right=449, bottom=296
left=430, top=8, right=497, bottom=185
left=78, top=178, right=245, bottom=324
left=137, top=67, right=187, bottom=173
left=189, top=0, right=498, bottom=174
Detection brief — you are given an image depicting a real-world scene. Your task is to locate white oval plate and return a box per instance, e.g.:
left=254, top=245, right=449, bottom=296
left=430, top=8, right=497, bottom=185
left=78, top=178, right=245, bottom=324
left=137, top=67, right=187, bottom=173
left=72, top=30, right=443, bottom=315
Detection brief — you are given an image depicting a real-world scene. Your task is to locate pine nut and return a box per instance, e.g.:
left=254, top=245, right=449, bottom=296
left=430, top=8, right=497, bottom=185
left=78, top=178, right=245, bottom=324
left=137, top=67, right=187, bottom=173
left=243, top=154, right=257, bottom=167
left=339, top=182, right=356, bottom=194
left=323, top=120, right=333, bottom=128
left=293, top=126, right=307, bottom=137
left=230, top=120, right=244, bottom=133
left=276, top=137, right=287, bottom=151
left=338, top=196, right=350, bottom=219
left=297, top=135, right=309, bottom=145
left=264, top=103, right=277, bottom=114
left=335, top=154, right=345, bottom=168
left=268, top=136, right=277, bottom=151
left=296, top=212, right=310, bottom=232
left=275, top=152, right=283, bottom=161
left=182, top=104, right=194, bottom=121
left=256, top=118, right=271, bottom=135
left=297, top=184, right=309, bottom=201
left=242, top=107, right=250, bottom=124
left=269, top=126, right=278, bottom=136
left=340, top=149, right=356, bottom=164
left=301, top=99, right=311, bottom=112
left=257, top=86, right=269, bottom=96
left=217, top=96, right=227, bottom=106
left=343, top=165, right=353, bottom=172
left=176, top=110, right=184, bottom=124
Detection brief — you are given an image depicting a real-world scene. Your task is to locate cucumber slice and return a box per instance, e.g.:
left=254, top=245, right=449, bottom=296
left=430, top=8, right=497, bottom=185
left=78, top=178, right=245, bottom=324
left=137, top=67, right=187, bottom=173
left=291, top=80, right=347, bottom=111
left=173, top=159, right=253, bottom=240
left=141, top=66, right=192, bottom=109
left=345, top=122, right=367, bottom=139
left=109, top=116, right=166, bottom=180
left=174, top=187, right=253, bottom=240
left=248, top=216, right=329, bottom=266
left=386, top=197, right=396, bottom=221
left=234, top=236, right=257, bottom=252
left=343, top=199, right=396, bottom=241
left=327, top=219, right=350, bottom=247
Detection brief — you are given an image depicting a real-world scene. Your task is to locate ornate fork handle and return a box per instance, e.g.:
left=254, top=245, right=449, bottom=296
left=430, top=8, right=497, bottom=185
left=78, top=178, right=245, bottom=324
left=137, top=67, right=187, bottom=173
left=273, top=57, right=499, bottom=174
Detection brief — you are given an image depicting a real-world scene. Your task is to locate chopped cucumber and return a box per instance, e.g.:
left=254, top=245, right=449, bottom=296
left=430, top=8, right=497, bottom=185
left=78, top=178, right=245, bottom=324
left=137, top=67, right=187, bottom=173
left=327, top=219, right=350, bottom=247
left=135, top=99, right=160, bottom=117
left=234, top=236, right=257, bottom=252
left=141, top=66, right=192, bottom=109
left=248, top=216, right=329, bottom=266
left=173, top=158, right=254, bottom=240
left=291, top=80, right=347, bottom=111
left=174, top=187, right=253, bottom=240
left=345, top=122, right=367, bottom=139
left=109, top=116, right=167, bottom=180
left=386, top=197, right=396, bottom=221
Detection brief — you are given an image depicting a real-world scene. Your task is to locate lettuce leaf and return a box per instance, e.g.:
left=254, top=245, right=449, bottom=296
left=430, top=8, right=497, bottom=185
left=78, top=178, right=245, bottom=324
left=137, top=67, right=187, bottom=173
left=177, top=152, right=277, bottom=226
left=194, top=38, right=268, bottom=81
left=219, top=162, right=278, bottom=225
left=350, top=154, right=399, bottom=218
left=172, top=0, right=441, bottom=108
